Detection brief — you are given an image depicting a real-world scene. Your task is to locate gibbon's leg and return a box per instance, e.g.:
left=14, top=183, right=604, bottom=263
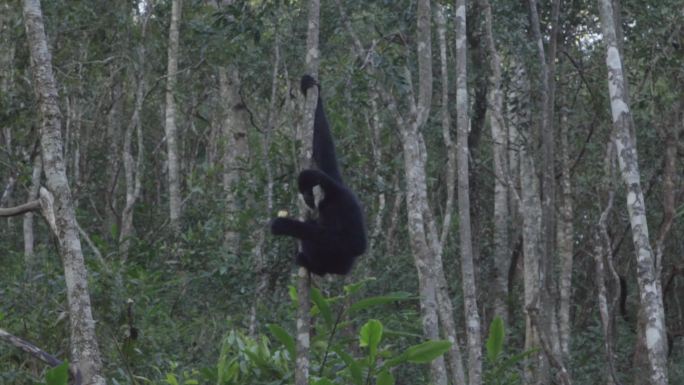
left=296, top=251, right=327, bottom=276
left=301, top=75, right=343, bottom=183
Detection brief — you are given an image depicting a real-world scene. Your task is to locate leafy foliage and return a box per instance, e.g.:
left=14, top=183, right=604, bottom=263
left=1, top=0, right=683, bottom=384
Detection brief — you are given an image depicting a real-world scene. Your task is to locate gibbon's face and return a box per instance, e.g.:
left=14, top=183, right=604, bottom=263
left=313, top=185, right=324, bottom=208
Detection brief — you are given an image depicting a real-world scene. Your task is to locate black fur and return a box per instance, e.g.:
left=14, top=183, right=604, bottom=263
left=270, top=75, right=367, bottom=275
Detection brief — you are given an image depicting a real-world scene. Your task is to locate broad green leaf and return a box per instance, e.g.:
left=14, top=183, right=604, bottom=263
left=311, top=287, right=333, bottom=327
left=349, top=292, right=414, bottom=313
left=359, top=319, right=383, bottom=361
left=404, top=340, right=452, bottom=364
left=377, top=369, right=395, bottom=385
left=486, top=316, right=505, bottom=362
left=267, top=324, right=295, bottom=358
left=335, top=348, right=364, bottom=385
left=165, top=373, right=179, bottom=385
left=45, top=362, right=69, bottom=385
left=288, top=285, right=298, bottom=303
left=243, top=348, right=268, bottom=368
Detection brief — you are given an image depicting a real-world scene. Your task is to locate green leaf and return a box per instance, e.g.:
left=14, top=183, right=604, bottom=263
left=359, top=319, right=383, bottom=361
left=165, top=373, right=179, bottom=385
left=267, top=324, right=295, bottom=358
left=288, top=285, right=297, bottom=303
left=377, top=369, right=395, bottom=385
left=486, top=316, right=505, bottom=362
left=404, top=340, right=452, bottom=364
left=45, top=362, right=69, bottom=385
left=335, top=348, right=364, bottom=385
left=349, top=292, right=414, bottom=313
left=311, top=287, right=333, bottom=327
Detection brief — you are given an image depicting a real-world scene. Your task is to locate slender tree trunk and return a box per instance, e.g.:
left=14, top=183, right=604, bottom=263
left=22, top=1, right=105, bottom=383
left=24, top=154, right=42, bottom=263
left=295, top=0, right=320, bottom=383
left=435, top=6, right=455, bottom=248
left=557, top=108, right=573, bottom=360
left=520, top=145, right=544, bottom=385
left=105, top=74, right=123, bottom=238
left=165, top=0, right=182, bottom=233
left=367, top=90, right=387, bottom=255
left=65, top=86, right=82, bottom=209
left=508, top=57, right=545, bottom=385
left=597, top=1, right=668, bottom=383
left=219, top=65, right=250, bottom=249
left=454, top=2, right=482, bottom=384
left=480, top=0, right=510, bottom=326
left=249, top=29, right=280, bottom=337
left=528, top=0, right=564, bottom=372
left=435, top=10, right=468, bottom=384
left=120, top=13, right=148, bottom=258
left=0, top=1, right=15, bottom=227
left=594, top=141, right=621, bottom=385
left=399, top=123, right=448, bottom=385
left=402, top=2, right=447, bottom=384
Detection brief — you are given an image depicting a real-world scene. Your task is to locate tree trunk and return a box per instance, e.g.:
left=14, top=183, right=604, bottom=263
left=105, top=73, right=123, bottom=239
left=480, top=0, right=510, bottom=326
left=165, top=0, right=182, bottom=233
left=557, top=108, right=573, bottom=360
left=520, top=145, right=545, bottom=385
left=22, top=0, right=105, bottom=383
left=295, top=0, right=320, bottom=383
left=435, top=6, right=455, bottom=249
left=597, top=0, right=668, bottom=383
left=594, top=141, right=620, bottom=385
left=24, top=154, right=42, bottom=263
left=219, top=65, right=250, bottom=249
left=400, top=124, right=448, bottom=385
left=435, top=9, right=468, bottom=384
left=249, top=28, right=280, bottom=337
left=401, top=2, right=447, bottom=384
left=120, top=13, right=148, bottom=259
left=454, top=2, right=482, bottom=384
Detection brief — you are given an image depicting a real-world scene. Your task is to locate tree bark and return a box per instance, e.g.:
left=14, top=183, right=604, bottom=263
left=219, top=65, right=250, bottom=249
left=435, top=6, right=455, bottom=249
left=22, top=0, right=105, bottom=383
left=249, top=28, right=280, bottom=337
left=597, top=0, right=668, bottom=383
left=508, top=57, right=545, bottom=385
left=120, top=12, right=149, bottom=259
left=165, top=0, right=182, bottom=233
left=295, top=0, right=320, bottom=383
left=557, top=109, right=573, bottom=360
left=520, top=145, right=545, bottom=385
left=24, top=154, right=43, bottom=263
left=105, top=73, right=123, bottom=239
left=399, top=2, right=447, bottom=384
left=454, top=2, right=482, bottom=384
left=480, top=0, right=510, bottom=326
left=435, top=9, right=468, bottom=384
left=593, top=141, right=621, bottom=385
